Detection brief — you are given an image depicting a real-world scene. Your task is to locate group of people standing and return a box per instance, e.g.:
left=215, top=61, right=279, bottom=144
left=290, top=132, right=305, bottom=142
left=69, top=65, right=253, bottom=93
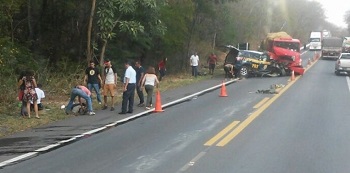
left=17, top=52, right=220, bottom=118
left=65, top=58, right=163, bottom=116
left=190, top=52, right=218, bottom=77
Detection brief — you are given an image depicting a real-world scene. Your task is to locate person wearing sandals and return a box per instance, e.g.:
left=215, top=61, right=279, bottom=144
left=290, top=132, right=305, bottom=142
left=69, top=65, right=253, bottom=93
left=19, top=70, right=40, bottom=119
left=141, top=66, right=159, bottom=109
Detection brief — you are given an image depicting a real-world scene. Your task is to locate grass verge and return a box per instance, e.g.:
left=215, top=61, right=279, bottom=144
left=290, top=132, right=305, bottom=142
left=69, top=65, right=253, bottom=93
left=0, top=72, right=214, bottom=137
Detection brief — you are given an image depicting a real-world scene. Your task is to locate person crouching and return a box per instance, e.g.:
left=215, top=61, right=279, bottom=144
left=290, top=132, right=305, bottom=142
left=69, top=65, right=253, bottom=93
left=65, top=85, right=95, bottom=115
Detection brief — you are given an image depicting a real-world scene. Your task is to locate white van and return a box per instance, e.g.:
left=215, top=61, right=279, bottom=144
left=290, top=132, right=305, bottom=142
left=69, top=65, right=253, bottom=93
left=309, top=31, right=322, bottom=50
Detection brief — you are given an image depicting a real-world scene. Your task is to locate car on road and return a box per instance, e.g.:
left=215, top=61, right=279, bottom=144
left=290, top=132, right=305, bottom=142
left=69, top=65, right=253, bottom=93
left=335, top=53, right=350, bottom=75
left=223, top=46, right=284, bottom=78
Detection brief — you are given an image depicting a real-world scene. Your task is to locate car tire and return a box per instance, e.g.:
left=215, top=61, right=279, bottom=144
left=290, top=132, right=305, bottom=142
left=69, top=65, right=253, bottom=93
left=279, top=68, right=286, bottom=76
left=335, top=70, right=340, bottom=76
left=240, top=66, right=250, bottom=78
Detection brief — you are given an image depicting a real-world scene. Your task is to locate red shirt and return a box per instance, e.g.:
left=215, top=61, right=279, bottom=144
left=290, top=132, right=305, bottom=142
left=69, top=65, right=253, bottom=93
left=208, top=54, right=217, bottom=64
left=158, top=60, right=165, bottom=70
left=77, top=85, right=91, bottom=96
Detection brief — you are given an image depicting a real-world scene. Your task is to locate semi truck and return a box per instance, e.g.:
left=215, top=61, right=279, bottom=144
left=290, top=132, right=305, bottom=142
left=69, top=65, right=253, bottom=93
left=261, top=32, right=305, bottom=75
left=321, top=37, right=343, bottom=59
left=309, top=31, right=322, bottom=50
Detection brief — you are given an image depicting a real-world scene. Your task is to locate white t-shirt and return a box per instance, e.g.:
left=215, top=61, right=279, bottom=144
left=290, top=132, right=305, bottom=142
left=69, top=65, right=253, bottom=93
left=190, top=55, right=199, bottom=66
left=31, top=88, right=45, bottom=104
left=144, top=74, right=157, bottom=86
left=124, top=66, right=136, bottom=84
left=105, top=67, right=116, bottom=84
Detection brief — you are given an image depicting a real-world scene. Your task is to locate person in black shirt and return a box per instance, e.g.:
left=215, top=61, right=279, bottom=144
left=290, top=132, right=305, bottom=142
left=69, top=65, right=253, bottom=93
left=84, top=60, right=103, bottom=104
left=135, top=60, right=145, bottom=106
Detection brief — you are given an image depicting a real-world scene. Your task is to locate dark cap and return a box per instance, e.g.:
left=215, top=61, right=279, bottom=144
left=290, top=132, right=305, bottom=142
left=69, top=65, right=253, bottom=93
left=104, top=58, right=110, bottom=65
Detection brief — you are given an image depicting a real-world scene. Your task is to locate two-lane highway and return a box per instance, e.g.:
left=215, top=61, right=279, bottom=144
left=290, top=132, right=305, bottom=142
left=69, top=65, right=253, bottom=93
left=3, top=50, right=350, bottom=173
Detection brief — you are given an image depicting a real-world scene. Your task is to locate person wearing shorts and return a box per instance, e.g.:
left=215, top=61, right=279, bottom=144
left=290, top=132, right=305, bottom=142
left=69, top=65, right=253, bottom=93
left=207, top=53, right=217, bottom=75
left=102, top=59, right=118, bottom=111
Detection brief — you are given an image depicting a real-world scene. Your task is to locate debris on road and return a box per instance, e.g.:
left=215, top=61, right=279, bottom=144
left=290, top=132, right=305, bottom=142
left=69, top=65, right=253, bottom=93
left=256, top=84, right=285, bottom=94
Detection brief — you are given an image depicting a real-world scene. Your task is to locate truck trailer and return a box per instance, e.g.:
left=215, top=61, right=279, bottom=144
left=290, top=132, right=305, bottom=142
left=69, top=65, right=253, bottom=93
left=321, top=37, right=343, bottom=59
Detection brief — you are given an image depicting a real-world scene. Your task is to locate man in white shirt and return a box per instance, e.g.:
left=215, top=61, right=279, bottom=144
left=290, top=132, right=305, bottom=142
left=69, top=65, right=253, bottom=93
left=119, top=60, right=136, bottom=114
left=190, top=52, right=200, bottom=77
left=30, top=84, right=45, bottom=110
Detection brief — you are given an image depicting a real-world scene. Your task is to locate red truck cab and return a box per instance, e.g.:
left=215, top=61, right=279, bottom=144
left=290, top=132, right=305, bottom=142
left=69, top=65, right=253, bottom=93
left=267, top=37, right=305, bottom=75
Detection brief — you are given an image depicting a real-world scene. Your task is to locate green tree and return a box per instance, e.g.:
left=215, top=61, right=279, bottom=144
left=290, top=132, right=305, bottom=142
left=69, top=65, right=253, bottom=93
left=96, top=0, right=166, bottom=66
left=345, top=10, right=350, bottom=34
left=0, top=0, right=27, bottom=42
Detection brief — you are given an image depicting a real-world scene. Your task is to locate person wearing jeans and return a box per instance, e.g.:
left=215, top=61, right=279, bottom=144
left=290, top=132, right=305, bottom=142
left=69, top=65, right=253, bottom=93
left=65, top=85, right=95, bottom=115
left=135, top=60, right=145, bottom=106
left=190, top=52, right=199, bottom=77
left=84, top=60, right=102, bottom=104
left=141, top=66, right=159, bottom=109
left=87, top=83, right=101, bottom=102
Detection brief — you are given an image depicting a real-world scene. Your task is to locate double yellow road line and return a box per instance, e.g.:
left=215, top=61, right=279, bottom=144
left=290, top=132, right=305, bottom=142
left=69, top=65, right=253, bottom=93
left=204, top=97, right=269, bottom=147
left=204, top=76, right=299, bottom=147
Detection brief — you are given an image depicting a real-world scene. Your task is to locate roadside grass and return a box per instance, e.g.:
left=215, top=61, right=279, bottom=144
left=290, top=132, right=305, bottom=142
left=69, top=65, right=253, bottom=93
left=0, top=71, right=215, bottom=137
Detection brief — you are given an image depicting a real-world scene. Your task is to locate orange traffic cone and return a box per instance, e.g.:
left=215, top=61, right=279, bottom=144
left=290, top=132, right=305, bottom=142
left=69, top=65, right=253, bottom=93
left=219, top=81, right=228, bottom=97
left=307, top=58, right=312, bottom=66
left=154, top=90, right=164, bottom=112
left=290, top=70, right=295, bottom=81
left=313, top=52, right=317, bottom=62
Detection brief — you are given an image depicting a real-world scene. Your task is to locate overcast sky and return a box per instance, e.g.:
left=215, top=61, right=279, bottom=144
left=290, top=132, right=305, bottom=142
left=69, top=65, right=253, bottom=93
left=312, top=0, right=350, bottom=28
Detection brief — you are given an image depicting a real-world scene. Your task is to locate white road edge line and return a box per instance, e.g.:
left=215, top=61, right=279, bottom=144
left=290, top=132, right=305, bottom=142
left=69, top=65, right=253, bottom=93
left=346, top=76, right=350, bottom=92
left=0, top=79, right=238, bottom=168
left=0, top=152, right=38, bottom=167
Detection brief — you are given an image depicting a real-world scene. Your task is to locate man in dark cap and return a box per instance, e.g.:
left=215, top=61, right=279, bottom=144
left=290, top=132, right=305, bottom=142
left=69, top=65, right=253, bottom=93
left=102, top=58, right=118, bottom=111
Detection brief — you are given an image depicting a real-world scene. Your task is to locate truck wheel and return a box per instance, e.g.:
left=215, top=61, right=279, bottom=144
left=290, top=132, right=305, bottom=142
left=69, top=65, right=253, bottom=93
left=335, top=71, right=340, bottom=76
left=280, top=68, right=286, bottom=76
left=240, top=66, right=249, bottom=78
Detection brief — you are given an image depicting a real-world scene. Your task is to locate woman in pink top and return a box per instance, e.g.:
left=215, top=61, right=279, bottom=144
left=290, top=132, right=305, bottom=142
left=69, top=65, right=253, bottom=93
left=65, top=85, right=95, bottom=115
left=141, top=66, right=160, bottom=109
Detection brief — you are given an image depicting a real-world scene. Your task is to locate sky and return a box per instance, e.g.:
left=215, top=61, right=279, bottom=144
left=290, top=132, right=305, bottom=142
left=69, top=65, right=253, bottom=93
left=313, top=0, right=350, bottom=28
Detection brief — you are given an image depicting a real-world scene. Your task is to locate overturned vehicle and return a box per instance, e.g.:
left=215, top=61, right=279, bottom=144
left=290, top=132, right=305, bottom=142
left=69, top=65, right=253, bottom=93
left=223, top=46, right=287, bottom=78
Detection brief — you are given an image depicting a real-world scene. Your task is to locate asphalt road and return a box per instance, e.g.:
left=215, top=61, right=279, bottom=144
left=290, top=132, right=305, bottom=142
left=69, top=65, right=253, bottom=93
left=3, top=50, right=350, bottom=173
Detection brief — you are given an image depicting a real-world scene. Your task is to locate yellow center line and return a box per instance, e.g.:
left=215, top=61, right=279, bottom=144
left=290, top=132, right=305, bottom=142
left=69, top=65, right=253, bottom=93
left=216, top=78, right=299, bottom=147
left=253, top=97, right=270, bottom=109
left=204, top=121, right=240, bottom=146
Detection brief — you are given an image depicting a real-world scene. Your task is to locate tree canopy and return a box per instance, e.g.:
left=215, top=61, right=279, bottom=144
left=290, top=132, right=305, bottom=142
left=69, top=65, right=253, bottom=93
left=0, top=0, right=349, bottom=75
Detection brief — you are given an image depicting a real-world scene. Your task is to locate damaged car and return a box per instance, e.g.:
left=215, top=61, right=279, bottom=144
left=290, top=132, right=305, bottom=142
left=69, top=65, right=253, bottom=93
left=223, top=46, right=285, bottom=78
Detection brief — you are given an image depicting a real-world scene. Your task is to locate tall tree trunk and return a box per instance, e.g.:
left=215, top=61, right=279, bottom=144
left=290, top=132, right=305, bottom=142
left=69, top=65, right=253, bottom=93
left=27, top=0, right=33, bottom=40
left=184, top=11, right=198, bottom=70
left=99, top=39, right=107, bottom=79
left=87, top=0, right=96, bottom=64
left=99, top=40, right=107, bottom=66
left=212, top=31, right=216, bottom=51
